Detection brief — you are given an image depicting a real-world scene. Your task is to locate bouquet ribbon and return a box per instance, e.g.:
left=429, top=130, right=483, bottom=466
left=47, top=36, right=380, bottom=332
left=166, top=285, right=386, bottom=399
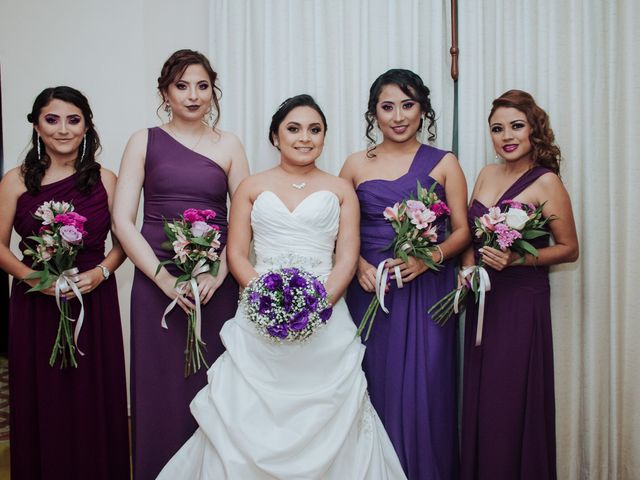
left=374, top=258, right=403, bottom=314
left=54, top=267, right=86, bottom=356
left=457, top=265, right=491, bottom=347
left=161, top=258, right=211, bottom=343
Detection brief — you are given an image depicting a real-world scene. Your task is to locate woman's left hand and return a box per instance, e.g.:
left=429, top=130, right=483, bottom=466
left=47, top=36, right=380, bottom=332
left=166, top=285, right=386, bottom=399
left=479, top=246, right=520, bottom=271
left=386, top=256, right=429, bottom=284
left=196, top=273, right=224, bottom=304
left=67, top=267, right=105, bottom=297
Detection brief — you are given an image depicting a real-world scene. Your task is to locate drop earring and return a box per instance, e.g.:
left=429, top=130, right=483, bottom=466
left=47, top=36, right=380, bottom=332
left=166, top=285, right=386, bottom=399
left=420, top=115, right=429, bottom=144
left=37, top=135, right=42, bottom=160
left=164, top=102, right=172, bottom=121
left=80, top=135, right=87, bottom=162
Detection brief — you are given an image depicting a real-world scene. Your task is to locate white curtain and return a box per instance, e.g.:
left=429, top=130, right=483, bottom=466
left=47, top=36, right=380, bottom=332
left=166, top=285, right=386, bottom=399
left=458, top=1, right=640, bottom=479
left=209, top=0, right=454, bottom=175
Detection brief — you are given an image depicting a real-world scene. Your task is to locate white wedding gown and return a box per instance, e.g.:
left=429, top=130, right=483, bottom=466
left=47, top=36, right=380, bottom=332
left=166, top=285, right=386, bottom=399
left=157, top=190, right=406, bottom=480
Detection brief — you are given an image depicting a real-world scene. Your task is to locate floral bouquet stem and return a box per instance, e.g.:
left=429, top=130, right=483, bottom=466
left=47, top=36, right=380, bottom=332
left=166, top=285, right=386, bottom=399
left=49, top=297, right=78, bottom=368
left=356, top=295, right=381, bottom=341
left=184, top=308, right=208, bottom=378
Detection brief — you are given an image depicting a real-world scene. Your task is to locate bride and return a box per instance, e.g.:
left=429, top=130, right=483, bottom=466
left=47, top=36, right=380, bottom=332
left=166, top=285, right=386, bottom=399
left=157, top=94, right=406, bottom=479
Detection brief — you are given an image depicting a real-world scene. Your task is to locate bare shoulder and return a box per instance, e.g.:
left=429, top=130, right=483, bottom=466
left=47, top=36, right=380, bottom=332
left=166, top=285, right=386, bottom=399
left=214, top=129, right=244, bottom=149
left=99, top=167, right=117, bottom=187
left=0, top=167, right=26, bottom=196
left=342, top=149, right=368, bottom=171
left=318, top=171, right=355, bottom=203
left=237, top=170, right=272, bottom=201
left=536, top=170, right=563, bottom=188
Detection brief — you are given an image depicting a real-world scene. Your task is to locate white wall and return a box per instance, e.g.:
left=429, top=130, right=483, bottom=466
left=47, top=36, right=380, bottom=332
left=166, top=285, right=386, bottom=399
left=0, top=0, right=211, bottom=400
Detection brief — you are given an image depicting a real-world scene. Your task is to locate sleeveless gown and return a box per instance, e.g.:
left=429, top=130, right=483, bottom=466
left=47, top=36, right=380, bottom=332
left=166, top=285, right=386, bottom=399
left=461, top=166, right=556, bottom=480
left=131, top=127, right=239, bottom=479
left=9, top=174, right=130, bottom=479
left=157, top=190, right=407, bottom=479
left=346, top=144, right=459, bottom=479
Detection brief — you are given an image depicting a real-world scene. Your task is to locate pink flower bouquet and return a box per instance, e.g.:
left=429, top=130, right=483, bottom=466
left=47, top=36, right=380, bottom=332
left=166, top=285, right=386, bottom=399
left=428, top=200, right=553, bottom=344
left=357, top=181, right=450, bottom=340
left=24, top=200, right=88, bottom=368
left=156, top=208, right=222, bottom=377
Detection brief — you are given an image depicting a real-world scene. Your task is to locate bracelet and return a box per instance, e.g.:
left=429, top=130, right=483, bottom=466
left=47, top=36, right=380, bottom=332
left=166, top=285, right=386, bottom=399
left=434, top=245, right=445, bottom=265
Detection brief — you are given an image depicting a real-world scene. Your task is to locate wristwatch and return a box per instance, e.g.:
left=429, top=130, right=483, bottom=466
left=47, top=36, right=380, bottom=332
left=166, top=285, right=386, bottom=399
left=97, top=264, right=110, bottom=280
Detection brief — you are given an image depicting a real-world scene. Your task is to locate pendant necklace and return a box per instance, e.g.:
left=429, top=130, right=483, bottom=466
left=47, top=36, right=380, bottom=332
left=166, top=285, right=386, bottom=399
left=167, top=123, right=207, bottom=151
left=291, top=182, right=306, bottom=189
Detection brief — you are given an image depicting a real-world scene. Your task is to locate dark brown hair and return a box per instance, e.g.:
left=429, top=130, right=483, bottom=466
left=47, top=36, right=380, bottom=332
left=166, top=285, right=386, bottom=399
left=268, top=94, right=328, bottom=146
left=23, top=86, right=101, bottom=195
left=157, top=49, right=222, bottom=128
left=365, top=69, right=436, bottom=157
left=489, top=89, right=562, bottom=174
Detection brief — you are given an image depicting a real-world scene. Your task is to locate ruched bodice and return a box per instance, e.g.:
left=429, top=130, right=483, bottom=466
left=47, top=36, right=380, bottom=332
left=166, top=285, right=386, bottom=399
left=252, top=190, right=339, bottom=276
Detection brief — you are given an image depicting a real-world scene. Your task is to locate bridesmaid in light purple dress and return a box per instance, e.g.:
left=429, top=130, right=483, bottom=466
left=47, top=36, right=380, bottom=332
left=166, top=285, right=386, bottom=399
left=341, top=69, right=470, bottom=479
left=113, top=49, right=249, bottom=479
left=460, top=90, right=578, bottom=480
left=0, top=86, right=129, bottom=479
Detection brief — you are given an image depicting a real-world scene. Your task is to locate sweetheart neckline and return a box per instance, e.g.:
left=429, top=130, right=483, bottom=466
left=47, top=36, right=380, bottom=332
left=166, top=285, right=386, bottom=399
left=255, top=190, right=339, bottom=215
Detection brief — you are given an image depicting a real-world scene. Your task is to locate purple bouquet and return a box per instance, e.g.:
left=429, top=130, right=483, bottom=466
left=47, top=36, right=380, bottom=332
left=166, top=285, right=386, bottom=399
left=242, top=268, right=333, bottom=342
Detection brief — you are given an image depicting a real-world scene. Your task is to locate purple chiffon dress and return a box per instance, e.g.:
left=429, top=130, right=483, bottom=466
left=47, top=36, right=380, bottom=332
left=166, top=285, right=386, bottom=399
left=346, top=144, right=459, bottom=479
left=130, top=127, right=239, bottom=479
left=461, top=166, right=557, bottom=480
left=9, top=174, right=130, bottom=479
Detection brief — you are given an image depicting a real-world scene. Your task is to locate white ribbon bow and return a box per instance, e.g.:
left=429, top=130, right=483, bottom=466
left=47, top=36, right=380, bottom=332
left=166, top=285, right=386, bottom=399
left=54, top=267, right=86, bottom=356
left=455, top=265, right=491, bottom=346
left=161, top=258, right=211, bottom=344
left=374, top=258, right=403, bottom=314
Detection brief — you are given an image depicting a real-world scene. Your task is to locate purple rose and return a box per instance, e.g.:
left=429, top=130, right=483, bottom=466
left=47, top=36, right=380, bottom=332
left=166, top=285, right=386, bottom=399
left=319, top=306, right=333, bottom=322
left=258, top=296, right=272, bottom=314
left=289, top=274, right=307, bottom=288
left=267, top=323, right=289, bottom=339
left=263, top=273, right=283, bottom=291
left=283, top=287, right=294, bottom=312
left=313, top=279, right=327, bottom=297
left=289, top=310, right=309, bottom=331
left=248, top=291, right=259, bottom=303
left=305, top=293, right=319, bottom=310
left=59, top=225, right=83, bottom=245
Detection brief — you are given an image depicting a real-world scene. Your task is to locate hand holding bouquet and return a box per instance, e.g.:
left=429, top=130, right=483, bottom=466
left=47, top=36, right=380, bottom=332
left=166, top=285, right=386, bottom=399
left=242, top=268, right=333, bottom=342
left=157, top=208, right=222, bottom=377
left=357, top=181, right=450, bottom=340
left=23, top=200, right=88, bottom=368
left=428, top=199, right=553, bottom=345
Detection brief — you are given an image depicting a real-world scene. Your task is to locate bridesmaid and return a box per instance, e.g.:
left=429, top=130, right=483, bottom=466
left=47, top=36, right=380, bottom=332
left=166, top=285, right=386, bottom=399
left=460, top=90, right=579, bottom=479
left=0, top=86, right=130, bottom=478
left=340, top=69, right=469, bottom=479
left=112, top=49, right=249, bottom=479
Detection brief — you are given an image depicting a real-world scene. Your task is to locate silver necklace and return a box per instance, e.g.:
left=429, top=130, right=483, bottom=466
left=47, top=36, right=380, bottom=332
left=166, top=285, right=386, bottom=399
left=166, top=123, right=207, bottom=150
left=291, top=182, right=306, bottom=189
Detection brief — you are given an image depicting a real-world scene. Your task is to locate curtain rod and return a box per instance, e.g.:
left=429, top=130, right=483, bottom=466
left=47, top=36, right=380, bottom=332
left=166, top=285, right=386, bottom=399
left=450, top=0, right=459, bottom=82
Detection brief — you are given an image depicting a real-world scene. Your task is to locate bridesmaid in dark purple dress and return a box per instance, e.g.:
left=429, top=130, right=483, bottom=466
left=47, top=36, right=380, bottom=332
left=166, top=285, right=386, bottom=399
left=460, top=90, right=579, bottom=480
left=0, top=87, right=129, bottom=479
left=341, top=69, right=470, bottom=479
left=112, top=49, right=249, bottom=479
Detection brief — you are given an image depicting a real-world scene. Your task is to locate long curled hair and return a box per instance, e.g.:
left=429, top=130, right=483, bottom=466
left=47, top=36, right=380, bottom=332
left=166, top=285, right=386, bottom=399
left=23, top=86, right=101, bottom=195
left=268, top=94, right=328, bottom=146
left=157, top=49, right=222, bottom=128
left=489, top=90, right=562, bottom=175
left=365, top=69, right=437, bottom=158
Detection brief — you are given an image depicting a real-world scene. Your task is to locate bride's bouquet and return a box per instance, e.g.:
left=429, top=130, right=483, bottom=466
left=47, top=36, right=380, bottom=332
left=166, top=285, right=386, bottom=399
left=428, top=199, right=552, bottom=345
left=23, top=200, right=88, bottom=368
left=157, top=208, right=222, bottom=377
left=242, top=268, right=334, bottom=342
left=357, top=181, right=450, bottom=340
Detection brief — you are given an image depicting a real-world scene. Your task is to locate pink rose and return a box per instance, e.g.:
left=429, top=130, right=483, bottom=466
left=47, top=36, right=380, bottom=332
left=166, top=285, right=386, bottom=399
left=190, top=221, right=214, bottom=238
left=183, top=208, right=205, bottom=223
left=59, top=225, right=83, bottom=245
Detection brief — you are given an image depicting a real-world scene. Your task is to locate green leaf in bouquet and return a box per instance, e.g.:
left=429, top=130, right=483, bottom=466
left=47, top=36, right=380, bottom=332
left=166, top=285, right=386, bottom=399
left=191, top=236, right=212, bottom=247
left=155, top=259, right=174, bottom=276
left=27, top=235, right=46, bottom=245
left=162, top=218, right=176, bottom=240
left=517, top=240, right=539, bottom=257
left=209, top=261, right=220, bottom=276
left=24, top=269, right=54, bottom=292
left=522, top=229, right=550, bottom=240
left=175, top=273, right=191, bottom=286
left=160, top=240, right=174, bottom=251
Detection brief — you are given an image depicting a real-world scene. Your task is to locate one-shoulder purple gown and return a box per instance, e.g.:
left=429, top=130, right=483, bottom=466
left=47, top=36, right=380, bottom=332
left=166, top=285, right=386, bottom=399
left=461, top=167, right=557, bottom=480
left=9, top=174, right=130, bottom=479
left=130, top=127, right=239, bottom=479
left=346, top=145, right=459, bottom=479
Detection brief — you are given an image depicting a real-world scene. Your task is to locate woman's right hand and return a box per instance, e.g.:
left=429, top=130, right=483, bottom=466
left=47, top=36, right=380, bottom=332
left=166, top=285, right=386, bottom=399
left=157, top=273, right=195, bottom=314
left=356, top=257, right=377, bottom=293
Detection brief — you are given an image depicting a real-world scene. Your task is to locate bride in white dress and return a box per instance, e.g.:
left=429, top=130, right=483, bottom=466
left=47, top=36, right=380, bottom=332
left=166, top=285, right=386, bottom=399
left=157, top=95, right=406, bottom=479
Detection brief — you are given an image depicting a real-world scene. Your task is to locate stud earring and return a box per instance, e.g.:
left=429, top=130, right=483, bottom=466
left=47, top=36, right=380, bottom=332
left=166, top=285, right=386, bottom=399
left=80, top=135, right=87, bottom=162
